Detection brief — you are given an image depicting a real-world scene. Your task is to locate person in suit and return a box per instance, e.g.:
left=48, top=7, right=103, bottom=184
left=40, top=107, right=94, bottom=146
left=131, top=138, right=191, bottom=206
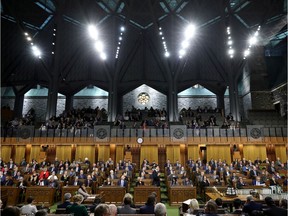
left=117, top=175, right=128, bottom=188
left=66, top=194, right=88, bottom=216
left=4, top=175, right=14, bottom=186
left=232, top=198, right=243, bottom=215
left=135, top=177, right=144, bottom=186
left=236, top=177, right=247, bottom=189
left=263, top=196, right=287, bottom=216
left=94, top=204, right=110, bottom=216
left=152, top=166, right=161, bottom=186
left=84, top=175, right=93, bottom=188
left=242, top=195, right=262, bottom=215
left=70, top=176, right=80, bottom=186
left=57, top=193, right=72, bottom=209
left=249, top=166, right=259, bottom=180
left=252, top=176, right=265, bottom=186
left=117, top=196, right=136, bottom=214
left=139, top=195, right=155, bottom=214
left=108, top=170, right=117, bottom=180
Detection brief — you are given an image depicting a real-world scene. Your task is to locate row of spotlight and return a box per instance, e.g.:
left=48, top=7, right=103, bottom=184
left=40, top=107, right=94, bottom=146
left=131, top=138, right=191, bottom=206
left=227, top=26, right=261, bottom=59
left=159, top=27, right=170, bottom=57
left=24, top=32, right=42, bottom=58
left=88, top=25, right=107, bottom=60
left=115, top=26, right=125, bottom=59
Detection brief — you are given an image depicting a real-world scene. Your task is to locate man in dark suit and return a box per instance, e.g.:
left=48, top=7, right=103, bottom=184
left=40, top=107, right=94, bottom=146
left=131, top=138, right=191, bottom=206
left=4, top=175, right=14, bottom=186
left=57, top=193, right=72, bottom=209
left=117, top=196, right=136, bottom=214
left=242, top=195, right=262, bottom=215
left=263, top=196, right=287, bottom=216
left=139, top=195, right=155, bottom=214
left=117, top=175, right=128, bottom=188
left=152, top=166, right=161, bottom=186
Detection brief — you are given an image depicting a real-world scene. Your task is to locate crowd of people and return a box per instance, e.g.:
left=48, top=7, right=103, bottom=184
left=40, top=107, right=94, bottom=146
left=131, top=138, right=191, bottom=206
left=0, top=155, right=287, bottom=215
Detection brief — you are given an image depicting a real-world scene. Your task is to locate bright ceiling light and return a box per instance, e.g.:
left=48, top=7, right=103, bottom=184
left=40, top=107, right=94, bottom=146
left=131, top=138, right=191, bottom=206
left=164, top=52, right=170, bottom=57
left=228, top=49, right=234, bottom=55
left=181, top=40, right=189, bottom=49
left=31, top=45, right=41, bottom=57
left=184, top=24, right=196, bottom=39
left=120, top=26, right=125, bottom=32
left=100, top=52, right=107, bottom=60
left=24, top=32, right=28, bottom=36
left=27, top=37, right=32, bottom=41
left=94, top=41, right=104, bottom=52
left=179, top=49, right=186, bottom=56
left=249, top=36, right=257, bottom=45
left=88, top=25, right=98, bottom=40
left=227, top=40, right=233, bottom=45
left=244, top=49, right=250, bottom=56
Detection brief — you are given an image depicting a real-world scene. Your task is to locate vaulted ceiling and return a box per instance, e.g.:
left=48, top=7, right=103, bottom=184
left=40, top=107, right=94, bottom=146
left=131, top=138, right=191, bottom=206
left=1, top=0, right=287, bottom=96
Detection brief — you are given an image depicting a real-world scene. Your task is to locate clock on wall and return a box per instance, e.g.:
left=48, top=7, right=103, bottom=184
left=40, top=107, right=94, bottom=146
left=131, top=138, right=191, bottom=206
left=137, top=137, right=143, bottom=144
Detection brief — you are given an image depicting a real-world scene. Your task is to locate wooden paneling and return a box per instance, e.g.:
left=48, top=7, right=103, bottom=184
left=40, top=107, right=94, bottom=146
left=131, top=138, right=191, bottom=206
left=206, top=144, right=231, bottom=164
left=25, top=187, right=55, bottom=207
left=116, top=144, right=124, bottom=164
left=75, top=145, right=95, bottom=162
left=30, top=145, right=41, bottom=162
left=187, top=145, right=199, bottom=162
left=243, top=144, right=267, bottom=161
left=134, top=186, right=161, bottom=204
left=166, top=145, right=180, bottom=163
left=141, top=145, right=158, bottom=164
left=56, top=145, right=72, bottom=161
left=14, top=145, right=26, bottom=164
left=1, top=145, right=12, bottom=162
left=1, top=187, right=21, bottom=206
left=96, top=186, right=126, bottom=204
left=98, top=145, right=110, bottom=161
left=168, top=186, right=196, bottom=205
left=275, top=144, right=287, bottom=161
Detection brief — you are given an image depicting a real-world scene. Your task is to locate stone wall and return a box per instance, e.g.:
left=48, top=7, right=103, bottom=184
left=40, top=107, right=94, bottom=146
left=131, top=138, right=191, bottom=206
left=1, top=98, right=15, bottom=110
left=73, top=97, right=108, bottom=110
left=23, top=97, right=47, bottom=122
left=271, top=84, right=287, bottom=117
left=123, top=85, right=166, bottom=113
left=251, top=91, right=274, bottom=110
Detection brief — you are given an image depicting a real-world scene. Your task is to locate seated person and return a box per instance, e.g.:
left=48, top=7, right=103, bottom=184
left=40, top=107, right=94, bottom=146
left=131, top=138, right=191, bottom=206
left=139, top=195, right=156, bottom=214
left=57, top=193, right=72, bottom=208
left=252, top=176, right=266, bottom=186
left=186, top=198, right=200, bottom=215
left=135, top=177, right=144, bottom=186
left=66, top=194, right=88, bottom=216
left=117, top=195, right=136, bottom=214
left=20, top=196, right=38, bottom=215
left=77, top=184, right=90, bottom=199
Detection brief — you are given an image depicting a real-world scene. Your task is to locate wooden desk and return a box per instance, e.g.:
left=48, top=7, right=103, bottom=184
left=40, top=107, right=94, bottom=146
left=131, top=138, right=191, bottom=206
left=168, top=186, right=197, bottom=205
left=134, top=186, right=160, bottom=205
left=26, top=187, right=55, bottom=207
left=61, top=186, right=92, bottom=203
left=1, top=186, right=21, bottom=206
left=96, top=186, right=126, bottom=204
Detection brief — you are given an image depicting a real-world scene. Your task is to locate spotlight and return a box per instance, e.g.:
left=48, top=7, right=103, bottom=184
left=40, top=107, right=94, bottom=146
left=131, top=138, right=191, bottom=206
left=181, top=40, right=189, bottom=49
left=159, top=32, right=163, bottom=35
left=31, top=45, right=41, bottom=57
left=120, top=26, right=125, bottom=32
left=179, top=49, right=186, bottom=56
left=24, top=32, right=28, bottom=36
left=94, top=41, right=104, bottom=52
left=227, top=40, right=233, bottom=45
left=254, top=31, right=259, bottom=37
left=53, top=28, right=56, bottom=31
left=244, top=49, right=250, bottom=56
left=88, top=25, right=98, bottom=40
left=27, top=37, right=32, bottom=41
left=184, top=24, right=195, bottom=39
left=228, top=48, right=234, bottom=55
left=100, top=52, right=107, bottom=60
left=159, top=27, right=162, bottom=30
left=249, top=36, right=257, bottom=45
left=52, top=42, right=55, bottom=45
left=164, top=52, right=170, bottom=57
left=53, top=33, right=56, bottom=36
left=119, top=37, right=122, bottom=40
left=52, top=51, right=54, bottom=54
left=162, top=37, right=165, bottom=40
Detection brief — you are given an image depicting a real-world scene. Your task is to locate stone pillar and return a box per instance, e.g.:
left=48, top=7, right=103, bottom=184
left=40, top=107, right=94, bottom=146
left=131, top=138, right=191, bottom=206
left=216, top=93, right=225, bottom=113
left=13, top=94, right=24, bottom=118
left=65, top=95, right=73, bottom=111
left=45, top=1, right=65, bottom=120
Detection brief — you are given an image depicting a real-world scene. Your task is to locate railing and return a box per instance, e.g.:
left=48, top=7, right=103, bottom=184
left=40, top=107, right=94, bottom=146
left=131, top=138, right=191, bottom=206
left=0, top=125, right=287, bottom=140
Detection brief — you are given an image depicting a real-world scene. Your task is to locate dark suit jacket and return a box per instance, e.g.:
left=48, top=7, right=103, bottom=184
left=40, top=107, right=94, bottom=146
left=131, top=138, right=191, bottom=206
left=117, top=205, right=137, bottom=214
left=117, top=179, right=128, bottom=187
left=242, top=201, right=262, bottom=215
left=57, top=201, right=72, bottom=209
left=139, top=204, right=155, bottom=214
left=263, top=205, right=287, bottom=216
left=66, top=203, right=89, bottom=216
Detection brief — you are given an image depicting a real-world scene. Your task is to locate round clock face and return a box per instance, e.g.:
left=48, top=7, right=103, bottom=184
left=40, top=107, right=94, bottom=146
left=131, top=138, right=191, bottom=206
left=20, top=128, right=31, bottom=139
left=137, top=137, right=143, bottom=144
